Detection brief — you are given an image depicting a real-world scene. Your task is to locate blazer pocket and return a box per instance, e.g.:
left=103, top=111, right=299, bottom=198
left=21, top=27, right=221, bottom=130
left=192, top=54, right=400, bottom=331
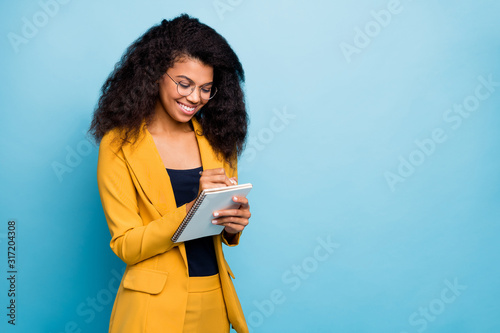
left=123, top=267, right=168, bottom=294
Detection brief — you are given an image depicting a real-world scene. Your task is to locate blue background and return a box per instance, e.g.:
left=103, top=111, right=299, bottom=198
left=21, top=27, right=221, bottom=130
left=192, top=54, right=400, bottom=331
left=1, top=0, right=499, bottom=332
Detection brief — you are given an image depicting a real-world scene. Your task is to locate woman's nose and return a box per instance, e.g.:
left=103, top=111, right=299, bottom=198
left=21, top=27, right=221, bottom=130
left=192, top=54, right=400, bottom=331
left=186, top=88, right=201, bottom=104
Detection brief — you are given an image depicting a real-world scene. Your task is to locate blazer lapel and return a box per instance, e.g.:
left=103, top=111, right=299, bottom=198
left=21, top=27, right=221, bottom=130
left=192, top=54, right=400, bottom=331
left=192, top=118, right=225, bottom=171
left=121, top=118, right=224, bottom=218
left=121, top=122, right=175, bottom=217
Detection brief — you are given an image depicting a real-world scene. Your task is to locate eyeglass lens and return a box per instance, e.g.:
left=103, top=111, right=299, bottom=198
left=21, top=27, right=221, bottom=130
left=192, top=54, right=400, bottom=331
left=177, top=81, right=216, bottom=100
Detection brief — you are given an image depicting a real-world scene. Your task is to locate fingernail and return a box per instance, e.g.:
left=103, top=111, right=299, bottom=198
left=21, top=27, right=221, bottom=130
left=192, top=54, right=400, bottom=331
left=213, top=212, right=219, bottom=217
left=212, top=220, right=217, bottom=224
left=230, top=179, right=237, bottom=185
left=233, top=196, right=238, bottom=201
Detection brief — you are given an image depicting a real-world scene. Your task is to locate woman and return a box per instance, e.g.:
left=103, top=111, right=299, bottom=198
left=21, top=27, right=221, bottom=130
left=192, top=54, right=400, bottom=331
left=89, top=14, right=250, bottom=333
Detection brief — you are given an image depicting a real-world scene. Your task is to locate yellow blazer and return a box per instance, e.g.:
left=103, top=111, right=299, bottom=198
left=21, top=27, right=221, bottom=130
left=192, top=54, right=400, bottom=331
left=97, top=118, right=248, bottom=333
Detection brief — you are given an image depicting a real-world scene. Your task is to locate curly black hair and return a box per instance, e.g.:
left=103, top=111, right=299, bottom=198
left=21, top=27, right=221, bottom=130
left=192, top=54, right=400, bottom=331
left=88, top=14, right=247, bottom=162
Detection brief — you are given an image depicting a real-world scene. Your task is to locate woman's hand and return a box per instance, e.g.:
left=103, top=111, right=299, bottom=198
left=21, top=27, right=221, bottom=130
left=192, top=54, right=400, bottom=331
left=213, top=195, right=251, bottom=236
left=185, top=168, right=250, bottom=236
left=199, top=168, right=236, bottom=191
left=185, top=168, right=237, bottom=212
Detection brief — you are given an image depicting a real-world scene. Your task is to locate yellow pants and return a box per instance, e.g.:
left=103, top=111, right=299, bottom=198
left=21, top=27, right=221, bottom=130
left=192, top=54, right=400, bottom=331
left=183, top=274, right=230, bottom=333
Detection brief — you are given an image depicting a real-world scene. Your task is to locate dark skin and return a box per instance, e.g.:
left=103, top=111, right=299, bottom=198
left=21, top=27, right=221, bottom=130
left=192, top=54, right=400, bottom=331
left=148, top=57, right=251, bottom=239
left=187, top=168, right=250, bottom=239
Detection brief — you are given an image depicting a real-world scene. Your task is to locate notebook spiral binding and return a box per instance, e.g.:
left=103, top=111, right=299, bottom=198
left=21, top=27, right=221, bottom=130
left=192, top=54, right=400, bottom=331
left=172, top=194, right=207, bottom=242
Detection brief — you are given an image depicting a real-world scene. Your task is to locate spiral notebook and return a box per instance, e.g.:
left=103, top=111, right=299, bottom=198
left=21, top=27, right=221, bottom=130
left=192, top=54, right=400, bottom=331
left=171, top=183, right=253, bottom=243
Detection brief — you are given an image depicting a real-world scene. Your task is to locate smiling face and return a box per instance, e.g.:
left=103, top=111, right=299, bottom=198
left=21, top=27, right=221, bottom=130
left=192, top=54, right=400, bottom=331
left=155, top=57, right=214, bottom=126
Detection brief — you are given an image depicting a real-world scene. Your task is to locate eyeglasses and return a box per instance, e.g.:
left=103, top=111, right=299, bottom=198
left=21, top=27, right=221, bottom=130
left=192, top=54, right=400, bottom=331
left=165, top=72, right=217, bottom=101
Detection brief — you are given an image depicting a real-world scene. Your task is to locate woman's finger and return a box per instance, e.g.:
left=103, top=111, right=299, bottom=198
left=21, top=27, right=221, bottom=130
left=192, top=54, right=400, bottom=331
left=212, top=215, right=249, bottom=224
left=200, top=168, right=233, bottom=188
left=231, top=196, right=248, bottom=206
left=213, top=208, right=251, bottom=219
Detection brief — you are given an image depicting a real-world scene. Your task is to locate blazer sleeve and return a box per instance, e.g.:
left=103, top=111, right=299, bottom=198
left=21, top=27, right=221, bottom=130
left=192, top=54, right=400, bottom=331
left=97, top=131, right=186, bottom=266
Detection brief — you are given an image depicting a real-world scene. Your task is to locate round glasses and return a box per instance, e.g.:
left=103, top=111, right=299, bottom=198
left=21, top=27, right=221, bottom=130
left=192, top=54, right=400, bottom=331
left=165, top=72, right=217, bottom=101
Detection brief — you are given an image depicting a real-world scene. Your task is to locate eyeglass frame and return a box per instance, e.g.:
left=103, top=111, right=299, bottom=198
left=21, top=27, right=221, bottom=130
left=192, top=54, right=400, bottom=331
left=165, top=72, right=218, bottom=101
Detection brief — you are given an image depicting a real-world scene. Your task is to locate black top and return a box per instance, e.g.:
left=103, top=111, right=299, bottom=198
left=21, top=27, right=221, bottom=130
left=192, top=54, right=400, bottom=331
left=166, top=166, right=219, bottom=277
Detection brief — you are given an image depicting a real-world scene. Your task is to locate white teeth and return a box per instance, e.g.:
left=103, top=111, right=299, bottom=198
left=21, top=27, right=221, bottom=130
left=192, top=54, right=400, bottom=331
left=178, top=102, right=195, bottom=112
